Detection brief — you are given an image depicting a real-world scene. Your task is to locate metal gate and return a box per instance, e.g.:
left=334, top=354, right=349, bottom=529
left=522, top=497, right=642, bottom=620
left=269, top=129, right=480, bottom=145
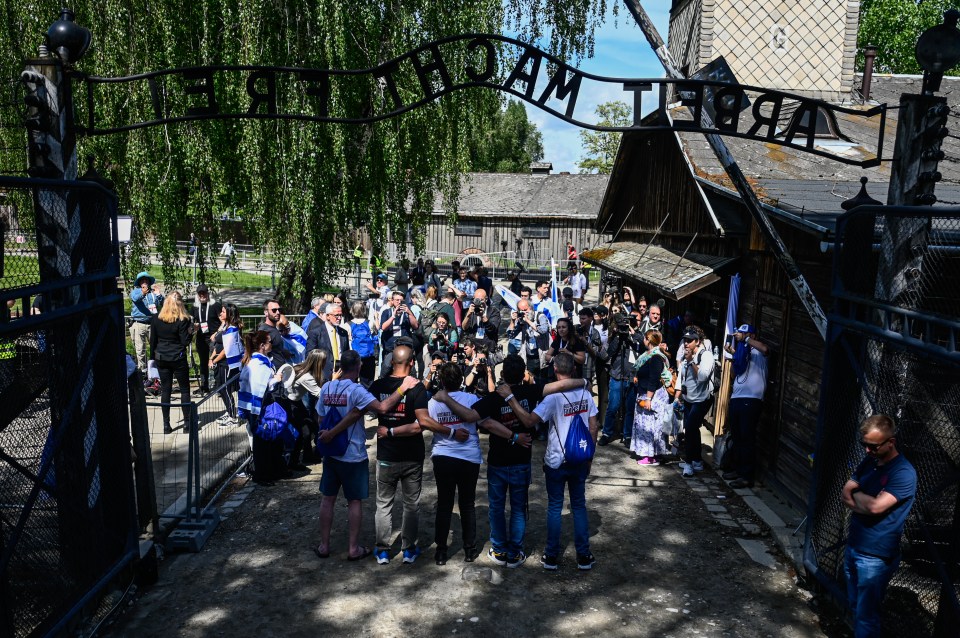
left=804, top=205, right=960, bottom=636
left=0, top=177, right=138, bottom=637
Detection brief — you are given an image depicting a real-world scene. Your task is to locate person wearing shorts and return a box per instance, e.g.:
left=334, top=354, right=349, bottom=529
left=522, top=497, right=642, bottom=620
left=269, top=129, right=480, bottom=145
left=314, top=350, right=417, bottom=561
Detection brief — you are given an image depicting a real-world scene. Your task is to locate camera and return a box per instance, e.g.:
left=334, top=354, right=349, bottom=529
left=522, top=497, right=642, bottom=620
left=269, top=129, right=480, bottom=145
left=602, top=272, right=621, bottom=288
left=613, top=314, right=631, bottom=334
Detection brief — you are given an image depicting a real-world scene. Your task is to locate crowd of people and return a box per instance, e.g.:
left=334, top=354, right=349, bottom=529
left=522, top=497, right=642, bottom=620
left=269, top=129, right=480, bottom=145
left=130, top=258, right=777, bottom=569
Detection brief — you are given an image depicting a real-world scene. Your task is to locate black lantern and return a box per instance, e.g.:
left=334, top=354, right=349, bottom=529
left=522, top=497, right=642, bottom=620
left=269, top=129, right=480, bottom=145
left=46, top=8, right=91, bottom=66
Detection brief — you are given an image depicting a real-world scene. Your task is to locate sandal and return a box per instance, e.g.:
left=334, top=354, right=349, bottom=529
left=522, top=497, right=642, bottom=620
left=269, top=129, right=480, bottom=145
left=347, top=546, right=373, bottom=561
left=314, top=546, right=330, bottom=559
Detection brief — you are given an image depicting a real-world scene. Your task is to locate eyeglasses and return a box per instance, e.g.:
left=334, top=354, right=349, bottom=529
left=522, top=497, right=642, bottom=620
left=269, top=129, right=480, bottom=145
left=860, top=436, right=893, bottom=452
left=639, top=305, right=648, bottom=310
left=328, top=313, right=342, bottom=318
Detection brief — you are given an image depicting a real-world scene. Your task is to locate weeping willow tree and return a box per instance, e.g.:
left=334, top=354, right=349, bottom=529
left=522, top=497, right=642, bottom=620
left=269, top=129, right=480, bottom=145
left=0, top=0, right=614, bottom=310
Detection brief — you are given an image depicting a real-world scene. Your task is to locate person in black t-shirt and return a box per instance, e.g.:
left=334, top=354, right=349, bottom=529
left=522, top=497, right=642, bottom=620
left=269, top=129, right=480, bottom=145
left=544, top=317, right=586, bottom=379
left=432, top=354, right=588, bottom=568
left=190, top=284, right=222, bottom=395
left=369, top=345, right=431, bottom=565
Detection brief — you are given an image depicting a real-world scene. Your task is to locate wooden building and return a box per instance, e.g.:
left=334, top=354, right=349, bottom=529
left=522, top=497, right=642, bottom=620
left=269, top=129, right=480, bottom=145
left=584, top=72, right=960, bottom=508
left=387, top=167, right=608, bottom=268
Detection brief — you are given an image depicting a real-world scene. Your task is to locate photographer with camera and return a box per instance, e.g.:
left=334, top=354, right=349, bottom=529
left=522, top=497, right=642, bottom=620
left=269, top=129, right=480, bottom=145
left=427, top=313, right=459, bottom=359
left=425, top=351, right=448, bottom=396
left=677, top=327, right=715, bottom=478
left=379, top=291, right=419, bottom=368
left=598, top=310, right=644, bottom=447
left=460, top=337, right=495, bottom=397
left=506, top=298, right=549, bottom=380
left=461, top=289, right=501, bottom=343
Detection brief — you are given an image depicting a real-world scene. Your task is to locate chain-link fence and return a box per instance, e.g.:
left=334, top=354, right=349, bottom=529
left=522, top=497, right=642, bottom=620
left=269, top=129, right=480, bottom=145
left=0, top=178, right=138, bottom=637
left=805, top=205, right=960, bottom=636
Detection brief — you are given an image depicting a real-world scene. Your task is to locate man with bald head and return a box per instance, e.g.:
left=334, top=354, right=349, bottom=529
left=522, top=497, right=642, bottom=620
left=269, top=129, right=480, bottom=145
left=461, top=288, right=501, bottom=343
left=506, top=298, right=550, bottom=382
left=368, top=344, right=432, bottom=565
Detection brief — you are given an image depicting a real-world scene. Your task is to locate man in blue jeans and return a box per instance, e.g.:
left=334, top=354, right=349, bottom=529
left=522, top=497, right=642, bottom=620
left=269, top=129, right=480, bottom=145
left=841, top=414, right=917, bottom=638
left=505, top=352, right=599, bottom=571
left=598, top=326, right=640, bottom=446
left=438, top=355, right=586, bottom=568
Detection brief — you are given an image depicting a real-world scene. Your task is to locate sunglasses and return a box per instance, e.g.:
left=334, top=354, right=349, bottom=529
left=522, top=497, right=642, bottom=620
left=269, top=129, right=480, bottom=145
left=860, top=436, right=893, bottom=452
left=268, top=307, right=281, bottom=313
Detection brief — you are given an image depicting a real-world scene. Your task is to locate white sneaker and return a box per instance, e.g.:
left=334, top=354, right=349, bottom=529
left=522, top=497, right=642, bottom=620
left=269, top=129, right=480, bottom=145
left=680, top=461, right=703, bottom=477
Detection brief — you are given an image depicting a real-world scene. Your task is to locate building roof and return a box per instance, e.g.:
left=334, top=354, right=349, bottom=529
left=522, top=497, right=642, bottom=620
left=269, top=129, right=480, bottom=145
left=435, top=172, right=608, bottom=220
left=581, top=242, right=737, bottom=301
left=608, top=74, right=960, bottom=236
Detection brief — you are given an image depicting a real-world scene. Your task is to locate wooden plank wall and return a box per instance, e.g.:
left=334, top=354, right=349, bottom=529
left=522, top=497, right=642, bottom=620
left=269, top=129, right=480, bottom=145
left=741, top=223, right=831, bottom=508
left=398, top=216, right=603, bottom=266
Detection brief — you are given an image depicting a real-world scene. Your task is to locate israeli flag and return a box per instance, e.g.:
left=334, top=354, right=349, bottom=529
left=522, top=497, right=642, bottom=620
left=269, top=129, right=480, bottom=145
left=282, top=320, right=307, bottom=364
left=223, top=325, right=243, bottom=370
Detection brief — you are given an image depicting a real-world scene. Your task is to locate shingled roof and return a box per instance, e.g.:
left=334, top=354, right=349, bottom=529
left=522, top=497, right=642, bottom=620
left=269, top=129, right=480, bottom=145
left=434, top=172, right=609, bottom=219
left=669, top=74, right=960, bottom=232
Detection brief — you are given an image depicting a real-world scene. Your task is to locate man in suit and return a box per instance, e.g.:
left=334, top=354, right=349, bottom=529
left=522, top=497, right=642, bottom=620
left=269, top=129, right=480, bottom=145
left=306, top=302, right=350, bottom=380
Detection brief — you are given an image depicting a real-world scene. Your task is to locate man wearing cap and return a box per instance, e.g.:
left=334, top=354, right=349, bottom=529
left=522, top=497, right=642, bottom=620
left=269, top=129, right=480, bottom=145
left=722, top=324, right=769, bottom=488
left=678, top=326, right=715, bottom=478
left=191, top=284, right=222, bottom=396
left=366, top=273, right=392, bottom=315
left=129, top=272, right=163, bottom=377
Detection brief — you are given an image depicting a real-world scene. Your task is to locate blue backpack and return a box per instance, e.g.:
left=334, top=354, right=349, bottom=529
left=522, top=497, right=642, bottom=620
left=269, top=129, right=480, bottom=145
left=315, top=406, right=350, bottom=458
left=257, top=402, right=294, bottom=444
left=557, top=391, right=595, bottom=465
left=350, top=321, right=377, bottom=358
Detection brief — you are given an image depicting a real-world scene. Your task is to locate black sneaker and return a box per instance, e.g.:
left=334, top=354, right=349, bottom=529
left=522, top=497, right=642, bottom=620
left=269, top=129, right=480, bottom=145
left=506, top=551, right=527, bottom=568
left=722, top=470, right=739, bottom=480
left=620, top=437, right=631, bottom=447
left=576, top=552, right=596, bottom=570
left=598, top=434, right=611, bottom=446
left=435, top=548, right=448, bottom=566
left=540, top=553, right=558, bottom=571
left=487, top=547, right=508, bottom=566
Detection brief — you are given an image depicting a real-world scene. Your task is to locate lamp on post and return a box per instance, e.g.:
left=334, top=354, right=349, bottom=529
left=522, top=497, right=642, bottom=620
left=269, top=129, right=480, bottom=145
left=916, top=9, right=960, bottom=95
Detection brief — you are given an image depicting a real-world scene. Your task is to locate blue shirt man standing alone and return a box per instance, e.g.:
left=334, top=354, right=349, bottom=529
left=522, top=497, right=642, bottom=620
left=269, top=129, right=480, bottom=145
left=841, top=414, right=917, bottom=638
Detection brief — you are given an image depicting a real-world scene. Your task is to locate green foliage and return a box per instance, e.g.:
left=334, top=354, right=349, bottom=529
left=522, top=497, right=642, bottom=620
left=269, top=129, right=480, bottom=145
left=577, top=99, right=631, bottom=174
left=0, top=1, right=611, bottom=310
left=858, top=0, right=960, bottom=75
left=468, top=99, right=544, bottom=173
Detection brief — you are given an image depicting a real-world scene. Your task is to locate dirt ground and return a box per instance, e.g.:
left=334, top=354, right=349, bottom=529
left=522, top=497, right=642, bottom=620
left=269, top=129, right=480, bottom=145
left=109, top=423, right=842, bottom=638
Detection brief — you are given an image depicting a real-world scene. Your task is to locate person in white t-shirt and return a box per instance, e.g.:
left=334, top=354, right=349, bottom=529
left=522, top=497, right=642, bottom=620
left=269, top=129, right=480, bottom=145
left=721, top=324, right=769, bottom=489
left=314, top=350, right=418, bottom=561
left=502, top=352, right=599, bottom=571
left=426, top=363, right=483, bottom=566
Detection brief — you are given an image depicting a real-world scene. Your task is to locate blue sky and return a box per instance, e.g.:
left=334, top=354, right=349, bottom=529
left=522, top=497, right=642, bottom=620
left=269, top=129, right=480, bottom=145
left=521, top=1, right=672, bottom=173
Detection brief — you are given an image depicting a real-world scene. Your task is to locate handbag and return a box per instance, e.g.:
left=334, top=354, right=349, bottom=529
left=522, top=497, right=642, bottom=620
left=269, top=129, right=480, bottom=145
left=713, top=432, right=732, bottom=469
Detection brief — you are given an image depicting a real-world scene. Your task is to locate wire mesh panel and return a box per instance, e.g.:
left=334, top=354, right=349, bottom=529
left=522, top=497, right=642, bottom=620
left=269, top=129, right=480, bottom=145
left=0, top=178, right=137, bottom=637
left=806, top=205, right=960, bottom=636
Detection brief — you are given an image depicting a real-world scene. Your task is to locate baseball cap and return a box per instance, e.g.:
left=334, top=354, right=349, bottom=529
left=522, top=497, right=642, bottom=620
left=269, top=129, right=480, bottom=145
left=376, top=273, right=388, bottom=281
left=682, top=328, right=700, bottom=341
left=737, top=323, right=756, bottom=334
left=196, top=283, right=209, bottom=293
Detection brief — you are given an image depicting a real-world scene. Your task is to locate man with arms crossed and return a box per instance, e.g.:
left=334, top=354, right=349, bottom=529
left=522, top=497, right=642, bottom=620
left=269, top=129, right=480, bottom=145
left=841, top=414, right=917, bottom=638
left=314, top=350, right=417, bottom=561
